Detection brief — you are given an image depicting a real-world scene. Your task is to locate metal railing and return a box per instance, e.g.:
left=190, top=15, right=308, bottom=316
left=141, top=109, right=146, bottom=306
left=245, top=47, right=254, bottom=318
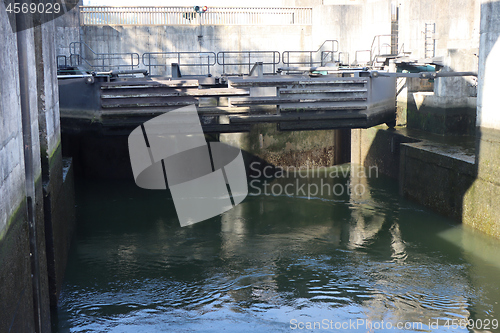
left=69, top=42, right=140, bottom=71
left=217, top=51, right=280, bottom=75
left=337, top=52, right=349, bottom=66
left=80, top=6, right=312, bottom=26
left=282, top=40, right=339, bottom=68
left=67, top=54, right=93, bottom=69
left=59, top=40, right=348, bottom=76
left=353, top=35, right=398, bottom=66
left=370, top=34, right=397, bottom=64
left=142, top=52, right=217, bottom=76
left=354, top=50, right=371, bottom=66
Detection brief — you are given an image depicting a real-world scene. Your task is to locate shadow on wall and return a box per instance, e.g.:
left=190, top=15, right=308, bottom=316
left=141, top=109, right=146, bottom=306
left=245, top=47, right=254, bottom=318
left=462, top=0, right=500, bottom=239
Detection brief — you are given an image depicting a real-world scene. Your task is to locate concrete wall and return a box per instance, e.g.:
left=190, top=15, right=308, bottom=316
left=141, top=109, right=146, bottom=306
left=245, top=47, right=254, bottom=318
left=54, top=1, right=82, bottom=61
left=310, top=1, right=391, bottom=63
left=72, top=0, right=392, bottom=75
left=0, top=7, right=39, bottom=331
left=463, top=0, right=500, bottom=238
left=81, top=24, right=314, bottom=75
left=0, top=5, right=76, bottom=332
left=399, top=0, right=480, bottom=73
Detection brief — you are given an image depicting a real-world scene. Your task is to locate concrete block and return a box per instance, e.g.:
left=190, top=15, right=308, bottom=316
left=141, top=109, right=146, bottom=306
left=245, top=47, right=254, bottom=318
left=408, top=92, right=476, bottom=136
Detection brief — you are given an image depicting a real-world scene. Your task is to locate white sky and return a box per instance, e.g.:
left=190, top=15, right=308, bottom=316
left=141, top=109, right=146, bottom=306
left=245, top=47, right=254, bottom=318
left=83, top=0, right=288, bottom=6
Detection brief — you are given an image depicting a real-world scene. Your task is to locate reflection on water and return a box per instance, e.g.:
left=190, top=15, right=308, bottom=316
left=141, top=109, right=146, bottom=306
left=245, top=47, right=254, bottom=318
left=54, top=164, right=500, bottom=332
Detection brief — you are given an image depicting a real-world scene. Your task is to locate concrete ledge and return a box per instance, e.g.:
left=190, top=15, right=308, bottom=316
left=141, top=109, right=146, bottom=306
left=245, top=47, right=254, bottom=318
left=352, top=125, right=476, bottom=223
left=400, top=140, right=476, bottom=221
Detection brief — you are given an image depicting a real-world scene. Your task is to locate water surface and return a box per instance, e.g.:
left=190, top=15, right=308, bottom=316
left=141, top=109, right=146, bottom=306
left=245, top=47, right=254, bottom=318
left=54, top=164, right=500, bottom=332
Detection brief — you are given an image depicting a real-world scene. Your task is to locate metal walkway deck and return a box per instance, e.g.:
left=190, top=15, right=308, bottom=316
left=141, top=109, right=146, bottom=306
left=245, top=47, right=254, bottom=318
left=59, top=70, right=397, bottom=135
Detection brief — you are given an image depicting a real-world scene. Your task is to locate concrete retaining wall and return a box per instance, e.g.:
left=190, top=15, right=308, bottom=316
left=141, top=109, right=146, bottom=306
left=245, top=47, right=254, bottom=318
left=351, top=125, right=476, bottom=223
left=0, top=8, right=39, bottom=332
left=463, top=0, right=500, bottom=239
left=0, top=5, right=76, bottom=332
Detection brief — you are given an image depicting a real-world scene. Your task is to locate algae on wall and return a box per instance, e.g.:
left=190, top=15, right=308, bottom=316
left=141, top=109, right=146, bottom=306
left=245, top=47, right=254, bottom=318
left=220, top=123, right=345, bottom=169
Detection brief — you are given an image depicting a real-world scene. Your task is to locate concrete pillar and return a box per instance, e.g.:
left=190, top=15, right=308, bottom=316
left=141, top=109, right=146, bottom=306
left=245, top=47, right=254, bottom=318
left=35, top=15, right=76, bottom=310
left=463, top=0, right=500, bottom=238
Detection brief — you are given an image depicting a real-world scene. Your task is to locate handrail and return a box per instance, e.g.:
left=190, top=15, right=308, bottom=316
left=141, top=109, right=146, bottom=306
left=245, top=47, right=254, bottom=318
left=282, top=40, right=339, bottom=69
left=316, top=40, right=339, bottom=53
left=216, top=51, right=280, bottom=75
left=337, top=52, right=349, bottom=66
left=142, top=52, right=216, bottom=76
left=282, top=51, right=320, bottom=67
left=369, top=34, right=397, bottom=64
left=69, top=54, right=94, bottom=70
left=69, top=41, right=140, bottom=71
left=79, top=6, right=313, bottom=26
left=354, top=50, right=372, bottom=66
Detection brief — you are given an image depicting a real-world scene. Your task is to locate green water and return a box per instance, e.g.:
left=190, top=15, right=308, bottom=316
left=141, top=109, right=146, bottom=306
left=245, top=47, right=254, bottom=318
left=54, top=164, right=500, bottom=332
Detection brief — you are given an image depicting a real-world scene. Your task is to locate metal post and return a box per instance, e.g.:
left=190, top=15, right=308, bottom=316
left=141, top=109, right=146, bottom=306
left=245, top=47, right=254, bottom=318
left=150, top=54, right=152, bottom=76
left=273, top=52, right=275, bottom=73
left=207, top=55, right=210, bottom=76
